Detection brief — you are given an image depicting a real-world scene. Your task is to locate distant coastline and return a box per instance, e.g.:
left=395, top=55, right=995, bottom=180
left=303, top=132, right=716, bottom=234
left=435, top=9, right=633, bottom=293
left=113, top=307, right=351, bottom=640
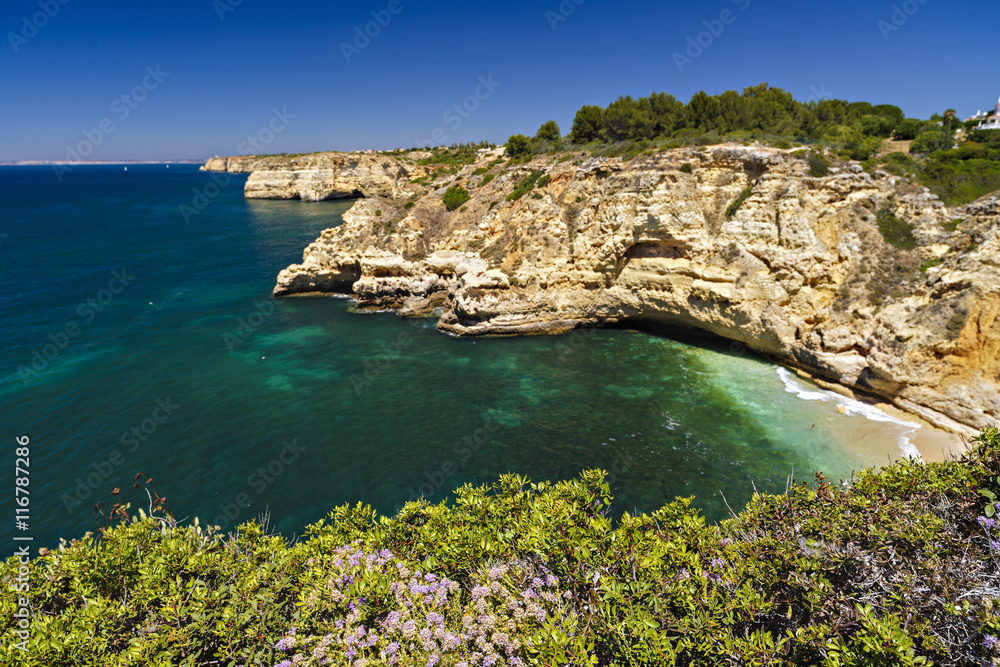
left=0, top=160, right=207, bottom=166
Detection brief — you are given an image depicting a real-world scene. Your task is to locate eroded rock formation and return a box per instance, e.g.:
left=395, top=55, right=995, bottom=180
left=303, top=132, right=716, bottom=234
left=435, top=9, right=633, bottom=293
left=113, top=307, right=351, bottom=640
left=210, top=146, right=1000, bottom=435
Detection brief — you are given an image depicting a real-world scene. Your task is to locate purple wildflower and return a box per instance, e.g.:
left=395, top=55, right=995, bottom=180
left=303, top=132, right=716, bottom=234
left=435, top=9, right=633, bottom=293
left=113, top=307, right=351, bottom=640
left=986, top=634, right=999, bottom=651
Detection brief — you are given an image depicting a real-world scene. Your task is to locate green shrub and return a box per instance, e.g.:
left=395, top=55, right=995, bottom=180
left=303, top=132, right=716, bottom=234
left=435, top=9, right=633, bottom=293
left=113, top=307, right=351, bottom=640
left=808, top=151, right=830, bottom=177
left=535, top=120, right=561, bottom=142
left=876, top=207, right=918, bottom=250
left=442, top=186, right=471, bottom=211
left=725, top=185, right=754, bottom=219
left=505, top=134, right=533, bottom=158
left=404, top=201, right=415, bottom=210
left=375, top=209, right=382, bottom=217
left=472, top=167, right=488, bottom=176
left=481, top=173, right=495, bottom=186
left=537, top=174, right=551, bottom=188
left=506, top=170, right=544, bottom=201
left=680, top=162, right=693, bottom=174
left=910, top=129, right=955, bottom=155
left=947, top=307, right=968, bottom=337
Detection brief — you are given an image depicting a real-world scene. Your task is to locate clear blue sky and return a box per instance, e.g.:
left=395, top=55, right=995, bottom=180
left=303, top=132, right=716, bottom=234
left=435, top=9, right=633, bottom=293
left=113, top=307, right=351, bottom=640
left=2, top=0, right=997, bottom=161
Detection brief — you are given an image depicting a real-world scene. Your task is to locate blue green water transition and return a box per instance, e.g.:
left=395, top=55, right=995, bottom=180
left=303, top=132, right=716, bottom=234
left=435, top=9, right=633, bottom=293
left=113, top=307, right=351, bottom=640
left=0, top=165, right=924, bottom=548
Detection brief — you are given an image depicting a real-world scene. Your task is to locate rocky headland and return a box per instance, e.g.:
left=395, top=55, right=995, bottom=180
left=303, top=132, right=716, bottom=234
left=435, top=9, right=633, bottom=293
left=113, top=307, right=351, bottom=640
left=204, top=146, right=1000, bottom=435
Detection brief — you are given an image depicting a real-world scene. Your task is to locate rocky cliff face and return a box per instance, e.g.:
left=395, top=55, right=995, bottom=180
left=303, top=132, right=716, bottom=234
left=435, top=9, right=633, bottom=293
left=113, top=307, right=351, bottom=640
left=200, top=156, right=268, bottom=173
left=240, top=152, right=423, bottom=202
left=242, top=145, right=999, bottom=435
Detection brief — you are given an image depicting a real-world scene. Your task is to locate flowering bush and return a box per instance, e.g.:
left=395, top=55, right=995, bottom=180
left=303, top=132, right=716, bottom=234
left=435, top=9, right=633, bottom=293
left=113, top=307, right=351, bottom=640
left=273, top=548, right=577, bottom=666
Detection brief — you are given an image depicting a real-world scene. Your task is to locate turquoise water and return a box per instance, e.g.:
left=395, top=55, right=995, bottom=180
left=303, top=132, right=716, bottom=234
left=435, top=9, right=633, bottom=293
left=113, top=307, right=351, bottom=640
left=0, top=165, right=922, bottom=548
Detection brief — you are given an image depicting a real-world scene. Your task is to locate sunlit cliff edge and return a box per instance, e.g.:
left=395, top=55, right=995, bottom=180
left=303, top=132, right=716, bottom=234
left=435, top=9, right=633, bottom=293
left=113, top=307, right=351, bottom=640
left=204, top=146, right=1000, bottom=435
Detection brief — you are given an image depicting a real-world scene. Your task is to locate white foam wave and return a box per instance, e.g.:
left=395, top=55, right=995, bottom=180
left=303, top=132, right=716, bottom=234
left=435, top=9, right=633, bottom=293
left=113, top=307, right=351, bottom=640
left=776, top=367, right=923, bottom=460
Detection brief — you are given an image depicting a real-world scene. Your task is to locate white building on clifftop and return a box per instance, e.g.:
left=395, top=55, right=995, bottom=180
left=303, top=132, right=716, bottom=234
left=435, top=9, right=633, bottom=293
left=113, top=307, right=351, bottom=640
left=967, top=97, right=1000, bottom=131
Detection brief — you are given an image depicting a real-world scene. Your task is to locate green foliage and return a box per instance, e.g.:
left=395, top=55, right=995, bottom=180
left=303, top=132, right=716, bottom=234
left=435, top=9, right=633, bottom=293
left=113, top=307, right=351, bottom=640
left=506, top=170, right=544, bottom=202
left=808, top=151, right=830, bottom=177
left=726, top=185, right=754, bottom=219
left=415, top=142, right=491, bottom=166
left=536, top=174, right=551, bottom=188
left=894, top=119, right=927, bottom=140
left=910, top=129, right=955, bottom=155
left=404, top=201, right=415, bottom=210
left=480, top=173, right=495, bottom=186
left=876, top=207, right=918, bottom=250
left=679, top=162, right=693, bottom=174
left=569, top=105, right=605, bottom=143
left=967, top=129, right=1000, bottom=144
left=948, top=307, right=969, bottom=338
left=472, top=167, right=488, bottom=176
left=535, top=120, right=561, bottom=142
left=442, top=186, right=470, bottom=211
left=918, top=144, right=1000, bottom=205
left=505, top=134, right=533, bottom=158
left=7, top=430, right=1000, bottom=666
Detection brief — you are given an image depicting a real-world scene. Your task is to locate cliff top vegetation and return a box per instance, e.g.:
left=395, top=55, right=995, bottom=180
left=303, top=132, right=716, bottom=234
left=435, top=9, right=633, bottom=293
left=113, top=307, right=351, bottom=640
left=5, top=429, right=1000, bottom=666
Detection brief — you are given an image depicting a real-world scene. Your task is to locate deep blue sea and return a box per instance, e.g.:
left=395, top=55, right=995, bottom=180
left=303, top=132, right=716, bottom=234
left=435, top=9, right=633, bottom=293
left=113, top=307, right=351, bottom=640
left=0, top=164, right=926, bottom=548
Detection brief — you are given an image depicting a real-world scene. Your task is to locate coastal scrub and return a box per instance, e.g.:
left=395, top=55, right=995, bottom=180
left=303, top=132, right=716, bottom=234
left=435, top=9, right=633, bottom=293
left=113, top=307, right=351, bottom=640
left=4, top=430, right=1000, bottom=665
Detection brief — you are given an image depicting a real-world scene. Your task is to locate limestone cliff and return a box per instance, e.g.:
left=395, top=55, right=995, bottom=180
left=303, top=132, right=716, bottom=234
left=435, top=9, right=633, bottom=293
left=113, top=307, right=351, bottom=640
left=200, top=156, right=268, bottom=173
left=225, top=145, right=999, bottom=435
left=241, top=152, right=423, bottom=202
